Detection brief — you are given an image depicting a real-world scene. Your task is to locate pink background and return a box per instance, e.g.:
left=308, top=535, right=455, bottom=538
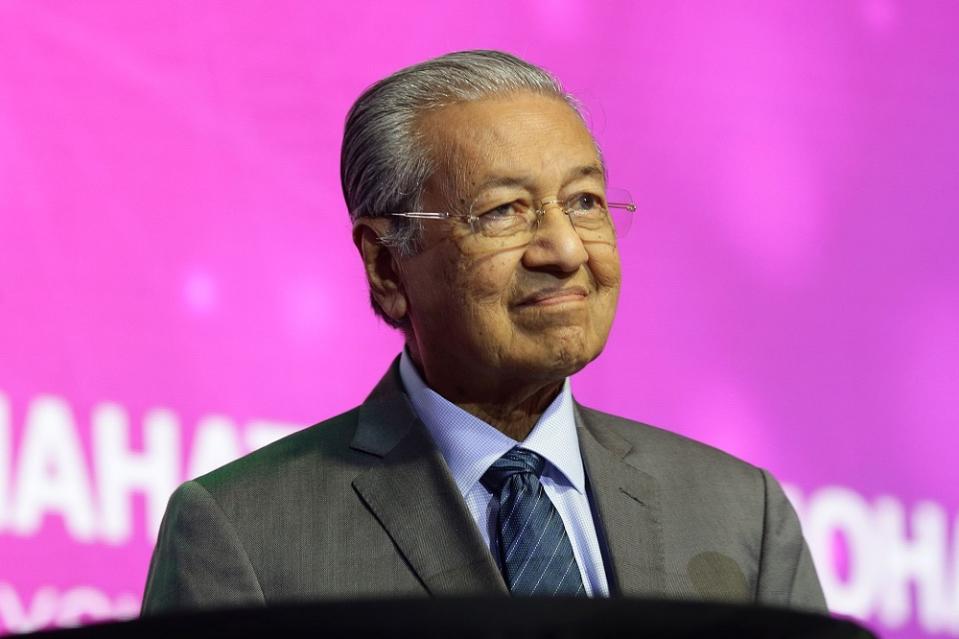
left=1, top=1, right=957, bottom=637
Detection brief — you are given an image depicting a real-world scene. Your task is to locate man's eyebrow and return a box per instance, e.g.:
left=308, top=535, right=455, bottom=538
left=469, top=165, right=606, bottom=197
left=470, top=174, right=535, bottom=195
left=565, top=164, right=606, bottom=183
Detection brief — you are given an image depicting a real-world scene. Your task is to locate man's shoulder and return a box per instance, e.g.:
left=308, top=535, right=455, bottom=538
left=577, top=404, right=774, bottom=543
left=576, top=404, right=763, bottom=484
left=190, top=405, right=366, bottom=500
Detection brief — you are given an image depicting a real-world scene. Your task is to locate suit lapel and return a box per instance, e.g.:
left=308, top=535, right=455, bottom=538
left=350, top=363, right=507, bottom=596
left=575, top=404, right=668, bottom=598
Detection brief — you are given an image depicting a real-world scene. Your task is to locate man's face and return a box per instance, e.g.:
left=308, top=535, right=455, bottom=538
left=398, top=92, right=621, bottom=395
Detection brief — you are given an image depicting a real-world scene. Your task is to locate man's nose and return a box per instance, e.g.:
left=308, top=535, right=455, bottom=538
left=521, top=204, right=589, bottom=272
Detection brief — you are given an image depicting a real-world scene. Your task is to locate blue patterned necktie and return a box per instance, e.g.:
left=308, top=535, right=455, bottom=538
left=480, top=447, right=586, bottom=596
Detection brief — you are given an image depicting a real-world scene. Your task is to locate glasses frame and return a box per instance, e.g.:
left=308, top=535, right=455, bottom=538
left=386, top=189, right=637, bottom=238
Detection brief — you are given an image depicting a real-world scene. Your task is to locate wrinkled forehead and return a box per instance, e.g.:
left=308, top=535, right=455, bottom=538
left=417, top=93, right=603, bottom=207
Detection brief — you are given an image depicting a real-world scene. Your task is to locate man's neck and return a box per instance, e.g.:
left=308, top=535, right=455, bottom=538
left=454, top=381, right=564, bottom=441
left=406, top=346, right=565, bottom=441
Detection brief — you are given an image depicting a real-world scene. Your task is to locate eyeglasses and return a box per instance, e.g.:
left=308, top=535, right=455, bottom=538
left=387, top=187, right=636, bottom=244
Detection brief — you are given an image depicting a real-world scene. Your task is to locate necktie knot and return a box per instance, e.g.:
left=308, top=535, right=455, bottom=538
left=480, top=447, right=546, bottom=494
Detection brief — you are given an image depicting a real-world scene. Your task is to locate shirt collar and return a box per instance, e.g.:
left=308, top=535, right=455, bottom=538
left=398, top=349, right=586, bottom=496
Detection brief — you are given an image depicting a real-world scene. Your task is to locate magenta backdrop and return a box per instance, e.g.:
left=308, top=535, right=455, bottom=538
left=1, top=1, right=957, bottom=637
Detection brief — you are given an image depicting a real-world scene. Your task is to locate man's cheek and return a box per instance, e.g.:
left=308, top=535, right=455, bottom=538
left=457, top=261, right=509, bottom=304
left=589, top=253, right=621, bottom=290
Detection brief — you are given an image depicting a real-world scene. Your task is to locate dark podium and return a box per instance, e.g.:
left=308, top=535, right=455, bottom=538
left=27, top=598, right=874, bottom=639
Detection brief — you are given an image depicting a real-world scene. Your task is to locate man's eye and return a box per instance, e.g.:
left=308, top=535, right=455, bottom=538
left=570, top=193, right=601, bottom=211
left=483, top=202, right=521, bottom=218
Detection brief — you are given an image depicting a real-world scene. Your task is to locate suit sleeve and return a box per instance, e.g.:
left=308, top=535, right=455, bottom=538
left=755, top=469, right=828, bottom=613
left=141, top=480, right=266, bottom=615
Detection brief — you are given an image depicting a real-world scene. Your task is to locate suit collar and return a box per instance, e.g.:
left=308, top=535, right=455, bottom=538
left=349, top=372, right=417, bottom=457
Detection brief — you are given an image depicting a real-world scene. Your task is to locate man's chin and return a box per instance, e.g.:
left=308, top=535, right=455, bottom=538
left=513, top=340, right=604, bottom=382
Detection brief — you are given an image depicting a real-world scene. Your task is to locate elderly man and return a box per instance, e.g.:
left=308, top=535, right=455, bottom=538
left=142, top=50, right=826, bottom=612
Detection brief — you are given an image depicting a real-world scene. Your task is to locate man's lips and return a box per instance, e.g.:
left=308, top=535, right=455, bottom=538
left=515, top=286, right=589, bottom=307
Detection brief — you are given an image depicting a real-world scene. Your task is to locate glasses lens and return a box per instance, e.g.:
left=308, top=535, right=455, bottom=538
left=605, top=187, right=635, bottom=238
left=467, top=200, right=537, bottom=239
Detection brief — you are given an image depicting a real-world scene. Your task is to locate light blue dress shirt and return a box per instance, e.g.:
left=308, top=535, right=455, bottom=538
left=398, top=350, right=610, bottom=597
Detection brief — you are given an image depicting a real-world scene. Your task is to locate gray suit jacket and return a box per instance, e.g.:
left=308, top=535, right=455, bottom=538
left=142, top=360, right=826, bottom=613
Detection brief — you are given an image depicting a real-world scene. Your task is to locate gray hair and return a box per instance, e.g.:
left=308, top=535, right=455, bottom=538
left=340, top=50, right=579, bottom=328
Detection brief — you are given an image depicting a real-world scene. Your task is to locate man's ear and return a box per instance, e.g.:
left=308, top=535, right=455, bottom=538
left=352, top=218, right=409, bottom=324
